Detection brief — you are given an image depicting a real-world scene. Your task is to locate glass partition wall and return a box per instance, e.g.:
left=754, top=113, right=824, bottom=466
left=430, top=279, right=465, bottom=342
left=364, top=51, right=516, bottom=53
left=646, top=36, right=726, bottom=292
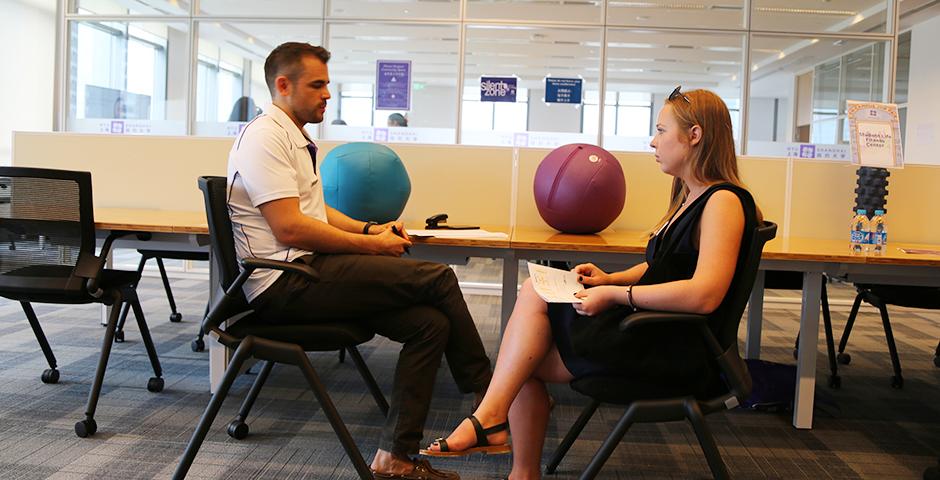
left=59, top=0, right=916, bottom=156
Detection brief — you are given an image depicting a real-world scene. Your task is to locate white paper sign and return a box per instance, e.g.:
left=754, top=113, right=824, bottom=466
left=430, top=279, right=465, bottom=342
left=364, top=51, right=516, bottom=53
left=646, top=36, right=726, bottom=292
left=847, top=100, right=904, bottom=168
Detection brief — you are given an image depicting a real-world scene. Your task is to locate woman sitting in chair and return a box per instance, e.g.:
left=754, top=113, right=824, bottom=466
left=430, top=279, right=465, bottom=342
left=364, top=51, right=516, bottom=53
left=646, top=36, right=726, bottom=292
left=421, top=88, right=761, bottom=479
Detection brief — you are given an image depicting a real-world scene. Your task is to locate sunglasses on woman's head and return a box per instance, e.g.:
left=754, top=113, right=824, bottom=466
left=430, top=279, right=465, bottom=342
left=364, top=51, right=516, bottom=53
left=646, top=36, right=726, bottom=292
left=669, top=85, right=691, bottom=103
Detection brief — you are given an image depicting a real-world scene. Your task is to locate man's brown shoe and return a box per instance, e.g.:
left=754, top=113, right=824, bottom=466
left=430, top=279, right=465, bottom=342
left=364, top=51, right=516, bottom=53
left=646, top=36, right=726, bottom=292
left=372, top=458, right=460, bottom=480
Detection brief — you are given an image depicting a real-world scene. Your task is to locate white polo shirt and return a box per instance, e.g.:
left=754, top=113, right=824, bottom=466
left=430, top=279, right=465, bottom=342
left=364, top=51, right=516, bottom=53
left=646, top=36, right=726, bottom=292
left=227, top=103, right=327, bottom=302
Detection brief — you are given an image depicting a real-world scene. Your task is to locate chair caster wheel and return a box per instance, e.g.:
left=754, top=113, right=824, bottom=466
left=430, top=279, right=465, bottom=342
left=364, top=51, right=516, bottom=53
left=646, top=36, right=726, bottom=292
left=169, top=313, right=182, bottom=323
left=828, top=375, right=841, bottom=389
left=41, top=368, right=59, bottom=384
left=191, top=338, right=205, bottom=352
left=75, top=418, right=97, bottom=438
left=837, top=352, right=851, bottom=365
left=227, top=420, right=249, bottom=440
left=114, top=330, right=125, bottom=343
left=792, top=349, right=798, bottom=360
left=147, top=377, right=164, bottom=392
left=890, top=375, right=904, bottom=389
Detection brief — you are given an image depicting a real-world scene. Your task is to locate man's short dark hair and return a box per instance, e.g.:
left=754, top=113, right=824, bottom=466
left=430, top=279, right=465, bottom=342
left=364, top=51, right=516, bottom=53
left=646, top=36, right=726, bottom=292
left=264, top=42, right=331, bottom=96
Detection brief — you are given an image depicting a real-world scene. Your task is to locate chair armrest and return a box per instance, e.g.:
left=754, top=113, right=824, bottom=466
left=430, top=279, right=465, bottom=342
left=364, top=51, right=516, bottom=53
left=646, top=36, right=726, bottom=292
left=618, top=311, right=708, bottom=332
left=239, top=257, right=320, bottom=283
left=619, top=310, right=724, bottom=360
left=84, top=230, right=146, bottom=297
left=202, top=257, right=322, bottom=347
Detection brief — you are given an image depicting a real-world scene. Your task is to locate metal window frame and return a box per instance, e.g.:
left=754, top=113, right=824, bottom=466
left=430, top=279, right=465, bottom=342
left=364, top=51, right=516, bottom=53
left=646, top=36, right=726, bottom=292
left=54, top=0, right=902, bottom=153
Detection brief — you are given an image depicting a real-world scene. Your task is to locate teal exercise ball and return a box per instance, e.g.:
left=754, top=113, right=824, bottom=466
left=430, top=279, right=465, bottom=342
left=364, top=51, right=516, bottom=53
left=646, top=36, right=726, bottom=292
left=322, top=142, right=411, bottom=224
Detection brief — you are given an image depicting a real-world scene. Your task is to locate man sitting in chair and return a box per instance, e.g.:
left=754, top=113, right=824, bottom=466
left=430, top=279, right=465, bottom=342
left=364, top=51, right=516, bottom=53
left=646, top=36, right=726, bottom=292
left=227, top=41, right=492, bottom=480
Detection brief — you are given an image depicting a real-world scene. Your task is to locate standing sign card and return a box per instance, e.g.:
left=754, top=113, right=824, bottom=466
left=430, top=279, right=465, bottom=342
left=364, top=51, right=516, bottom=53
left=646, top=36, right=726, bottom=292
left=847, top=100, right=903, bottom=168
left=375, top=60, right=412, bottom=110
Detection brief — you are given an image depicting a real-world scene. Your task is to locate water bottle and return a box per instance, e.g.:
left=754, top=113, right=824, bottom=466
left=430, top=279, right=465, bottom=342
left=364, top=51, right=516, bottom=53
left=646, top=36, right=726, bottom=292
left=871, top=209, right=887, bottom=256
left=850, top=209, right=870, bottom=255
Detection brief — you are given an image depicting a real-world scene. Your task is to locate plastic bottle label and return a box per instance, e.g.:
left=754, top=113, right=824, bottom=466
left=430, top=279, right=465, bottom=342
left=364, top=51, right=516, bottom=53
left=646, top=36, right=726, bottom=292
left=850, top=231, right=869, bottom=244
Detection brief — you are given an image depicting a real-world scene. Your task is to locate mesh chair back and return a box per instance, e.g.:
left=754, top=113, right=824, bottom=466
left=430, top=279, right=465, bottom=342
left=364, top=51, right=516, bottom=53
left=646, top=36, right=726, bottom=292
left=713, top=221, right=777, bottom=350
left=197, top=176, right=251, bottom=329
left=0, top=167, right=95, bottom=296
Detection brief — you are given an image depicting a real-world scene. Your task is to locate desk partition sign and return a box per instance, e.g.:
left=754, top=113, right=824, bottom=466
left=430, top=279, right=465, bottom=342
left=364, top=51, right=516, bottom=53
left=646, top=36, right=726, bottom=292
left=544, top=77, right=582, bottom=104
left=480, top=76, right=517, bottom=102
left=375, top=60, right=412, bottom=111
left=847, top=100, right=904, bottom=168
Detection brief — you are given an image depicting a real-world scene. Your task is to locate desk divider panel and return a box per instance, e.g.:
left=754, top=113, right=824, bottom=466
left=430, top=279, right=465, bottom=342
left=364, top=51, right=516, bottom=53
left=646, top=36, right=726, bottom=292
left=13, top=132, right=231, bottom=212
left=361, top=143, right=514, bottom=227
left=13, top=131, right=940, bottom=244
left=738, top=156, right=788, bottom=237
left=12, top=133, right=514, bottom=229
left=788, top=160, right=861, bottom=241
left=876, top=164, right=940, bottom=244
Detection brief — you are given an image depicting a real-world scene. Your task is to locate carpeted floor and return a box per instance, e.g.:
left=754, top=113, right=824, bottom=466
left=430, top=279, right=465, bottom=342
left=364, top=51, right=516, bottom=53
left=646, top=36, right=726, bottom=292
left=0, top=257, right=937, bottom=479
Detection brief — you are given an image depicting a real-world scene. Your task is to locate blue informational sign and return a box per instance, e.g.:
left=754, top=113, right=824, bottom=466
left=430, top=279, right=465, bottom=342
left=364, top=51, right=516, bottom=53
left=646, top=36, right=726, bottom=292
left=544, top=77, right=582, bottom=104
left=480, top=76, right=517, bottom=102
left=375, top=60, right=412, bottom=110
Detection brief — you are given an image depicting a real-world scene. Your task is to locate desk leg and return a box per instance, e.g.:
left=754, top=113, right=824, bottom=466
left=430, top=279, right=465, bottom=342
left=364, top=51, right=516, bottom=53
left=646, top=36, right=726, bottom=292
left=745, top=270, right=765, bottom=359
left=793, top=270, right=821, bottom=429
left=500, top=253, right=518, bottom=334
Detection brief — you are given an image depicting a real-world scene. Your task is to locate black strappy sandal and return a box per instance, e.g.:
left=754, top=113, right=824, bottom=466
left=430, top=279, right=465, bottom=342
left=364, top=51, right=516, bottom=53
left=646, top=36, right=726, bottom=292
left=419, top=414, right=511, bottom=457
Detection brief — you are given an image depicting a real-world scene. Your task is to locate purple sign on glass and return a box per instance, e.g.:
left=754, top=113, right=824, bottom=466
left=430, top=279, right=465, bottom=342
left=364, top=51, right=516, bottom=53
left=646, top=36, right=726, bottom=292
left=480, top=76, right=517, bottom=102
left=375, top=60, right=412, bottom=111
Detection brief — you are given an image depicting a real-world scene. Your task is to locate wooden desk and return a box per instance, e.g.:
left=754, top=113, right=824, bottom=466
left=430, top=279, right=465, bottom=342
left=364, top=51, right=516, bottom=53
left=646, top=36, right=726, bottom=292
left=95, top=208, right=208, bottom=234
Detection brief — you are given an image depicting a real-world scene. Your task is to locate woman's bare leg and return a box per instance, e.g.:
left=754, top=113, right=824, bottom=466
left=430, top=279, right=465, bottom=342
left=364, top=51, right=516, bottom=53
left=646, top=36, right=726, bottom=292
left=506, top=347, right=573, bottom=480
left=426, top=279, right=555, bottom=451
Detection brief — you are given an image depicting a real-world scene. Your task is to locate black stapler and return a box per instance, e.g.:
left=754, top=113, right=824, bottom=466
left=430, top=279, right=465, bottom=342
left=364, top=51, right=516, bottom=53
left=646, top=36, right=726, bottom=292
left=425, top=213, right=479, bottom=230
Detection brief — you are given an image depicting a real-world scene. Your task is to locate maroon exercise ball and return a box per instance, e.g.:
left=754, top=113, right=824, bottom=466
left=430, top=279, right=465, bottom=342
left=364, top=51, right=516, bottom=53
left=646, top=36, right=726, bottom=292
left=533, top=143, right=626, bottom=234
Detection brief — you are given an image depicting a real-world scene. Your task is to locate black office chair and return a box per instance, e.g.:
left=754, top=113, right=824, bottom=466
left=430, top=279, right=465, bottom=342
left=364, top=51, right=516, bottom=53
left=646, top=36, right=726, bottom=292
left=835, top=284, right=940, bottom=389
left=545, top=221, right=777, bottom=480
left=113, top=249, right=211, bottom=352
left=0, top=166, right=164, bottom=438
left=173, top=176, right=391, bottom=480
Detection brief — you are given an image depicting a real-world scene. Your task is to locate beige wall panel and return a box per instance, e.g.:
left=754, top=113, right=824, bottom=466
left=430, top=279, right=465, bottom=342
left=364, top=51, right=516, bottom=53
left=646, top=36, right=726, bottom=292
left=879, top=164, right=940, bottom=244
left=321, top=142, right=514, bottom=227
left=788, top=160, right=858, bottom=240
left=738, top=156, right=787, bottom=230
left=13, top=132, right=231, bottom=211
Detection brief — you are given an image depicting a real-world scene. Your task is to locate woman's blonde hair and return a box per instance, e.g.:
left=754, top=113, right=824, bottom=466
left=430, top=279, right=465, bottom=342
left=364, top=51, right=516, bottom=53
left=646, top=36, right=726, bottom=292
left=650, top=89, right=756, bottom=235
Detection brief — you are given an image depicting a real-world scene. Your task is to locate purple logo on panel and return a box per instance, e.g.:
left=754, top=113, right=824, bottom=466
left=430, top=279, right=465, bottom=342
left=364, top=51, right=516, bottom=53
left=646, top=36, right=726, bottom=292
left=373, top=128, right=389, bottom=143
left=798, top=144, right=816, bottom=158
left=375, top=60, right=412, bottom=111
left=110, top=121, right=125, bottom=134
left=481, top=77, right=517, bottom=102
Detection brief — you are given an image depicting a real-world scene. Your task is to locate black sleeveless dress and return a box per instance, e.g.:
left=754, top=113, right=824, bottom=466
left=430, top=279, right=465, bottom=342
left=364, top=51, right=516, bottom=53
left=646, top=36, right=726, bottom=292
left=548, top=183, right=757, bottom=384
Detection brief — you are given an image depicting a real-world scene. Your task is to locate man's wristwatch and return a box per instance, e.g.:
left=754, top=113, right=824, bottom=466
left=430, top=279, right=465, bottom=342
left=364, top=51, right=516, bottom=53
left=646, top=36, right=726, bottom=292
left=362, top=221, right=378, bottom=235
